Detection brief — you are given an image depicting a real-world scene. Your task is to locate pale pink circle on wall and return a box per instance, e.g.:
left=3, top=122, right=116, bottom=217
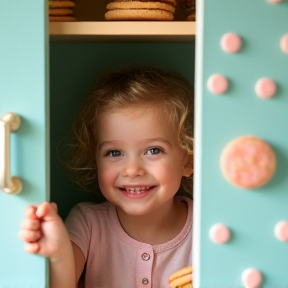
left=242, top=268, right=262, bottom=288
left=280, top=34, right=288, bottom=54
left=255, top=78, right=277, bottom=99
left=274, top=221, right=288, bottom=242
left=207, top=74, right=229, bottom=94
left=266, top=0, right=283, bottom=3
left=221, top=33, right=242, bottom=53
left=209, top=223, right=231, bottom=244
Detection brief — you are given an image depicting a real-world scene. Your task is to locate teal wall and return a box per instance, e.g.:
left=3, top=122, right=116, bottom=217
left=49, top=42, right=195, bottom=219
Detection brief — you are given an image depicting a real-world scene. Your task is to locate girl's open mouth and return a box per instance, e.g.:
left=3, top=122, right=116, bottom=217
left=119, top=186, right=156, bottom=196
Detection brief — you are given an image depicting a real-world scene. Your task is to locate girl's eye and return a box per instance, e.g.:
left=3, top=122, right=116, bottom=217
left=146, top=148, right=162, bottom=155
left=107, top=150, right=122, bottom=157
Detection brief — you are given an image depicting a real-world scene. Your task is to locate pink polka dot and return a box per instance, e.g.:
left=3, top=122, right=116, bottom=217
left=280, top=34, right=288, bottom=54
left=207, top=74, right=229, bottom=94
left=221, top=33, right=242, bottom=53
left=274, top=221, right=288, bottom=242
left=255, top=78, right=277, bottom=99
left=266, top=0, right=283, bottom=3
left=242, top=268, right=262, bottom=288
left=209, top=224, right=231, bottom=244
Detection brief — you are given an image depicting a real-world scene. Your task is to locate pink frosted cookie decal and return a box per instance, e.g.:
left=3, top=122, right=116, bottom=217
left=207, top=74, right=229, bottom=94
left=255, top=78, right=277, bottom=99
left=280, top=33, right=288, bottom=54
left=220, top=136, right=276, bottom=189
left=242, top=268, right=262, bottom=288
left=209, top=223, right=231, bottom=244
left=274, top=221, right=288, bottom=242
left=221, top=33, right=242, bottom=53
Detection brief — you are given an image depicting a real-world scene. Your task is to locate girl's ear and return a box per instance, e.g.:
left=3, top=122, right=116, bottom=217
left=183, top=153, right=193, bottom=177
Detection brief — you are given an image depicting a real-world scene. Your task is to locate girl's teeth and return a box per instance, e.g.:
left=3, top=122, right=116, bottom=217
left=126, top=187, right=150, bottom=194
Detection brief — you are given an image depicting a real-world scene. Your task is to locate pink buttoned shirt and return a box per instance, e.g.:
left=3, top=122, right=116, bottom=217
left=65, top=196, right=193, bottom=288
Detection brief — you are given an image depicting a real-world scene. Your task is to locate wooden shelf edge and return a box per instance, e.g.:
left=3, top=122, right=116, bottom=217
left=49, top=21, right=196, bottom=42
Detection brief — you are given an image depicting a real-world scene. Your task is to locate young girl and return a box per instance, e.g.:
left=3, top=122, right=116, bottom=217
left=19, top=66, right=194, bottom=288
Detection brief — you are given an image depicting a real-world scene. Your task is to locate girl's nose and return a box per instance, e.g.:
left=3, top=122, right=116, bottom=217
left=122, top=159, right=145, bottom=178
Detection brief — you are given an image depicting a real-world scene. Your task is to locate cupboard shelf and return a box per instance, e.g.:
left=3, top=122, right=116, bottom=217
left=49, top=21, right=196, bottom=42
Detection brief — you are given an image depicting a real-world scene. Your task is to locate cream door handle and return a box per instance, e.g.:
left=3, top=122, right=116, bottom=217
left=0, top=113, right=22, bottom=194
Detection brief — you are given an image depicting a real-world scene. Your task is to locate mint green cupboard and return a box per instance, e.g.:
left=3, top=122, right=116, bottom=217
left=0, top=0, right=195, bottom=286
left=6, top=0, right=287, bottom=287
left=0, top=0, right=49, bottom=287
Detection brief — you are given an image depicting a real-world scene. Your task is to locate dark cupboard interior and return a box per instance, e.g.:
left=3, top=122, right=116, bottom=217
left=50, top=41, right=195, bottom=219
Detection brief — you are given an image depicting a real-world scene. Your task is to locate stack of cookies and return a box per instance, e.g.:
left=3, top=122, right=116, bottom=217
left=105, top=0, right=176, bottom=21
left=169, top=266, right=193, bottom=288
left=49, top=1, right=76, bottom=22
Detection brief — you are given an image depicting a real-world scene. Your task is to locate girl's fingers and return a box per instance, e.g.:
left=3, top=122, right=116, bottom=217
left=50, top=202, right=58, bottom=212
left=36, top=202, right=58, bottom=220
left=23, top=202, right=58, bottom=221
left=20, top=219, right=41, bottom=230
left=24, top=242, right=40, bottom=254
left=18, top=230, right=42, bottom=242
left=24, top=205, right=38, bottom=220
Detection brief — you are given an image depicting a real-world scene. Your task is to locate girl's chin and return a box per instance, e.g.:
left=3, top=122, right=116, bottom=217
left=116, top=201, right=155, bottom=216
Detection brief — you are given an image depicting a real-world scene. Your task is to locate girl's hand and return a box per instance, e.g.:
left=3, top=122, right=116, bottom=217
left=169, top=266, right=193, bottom=288
left=18, top=202, right=71, bottom=260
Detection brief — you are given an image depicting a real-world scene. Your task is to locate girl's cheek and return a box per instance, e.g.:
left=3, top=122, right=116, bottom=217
left=149, top=162, right=175, bottom=180
left=150, top=161, right=184, bottom=180
left=150, top=165, right=166, bottom=178
left=99, top=164, right=118, bottom=180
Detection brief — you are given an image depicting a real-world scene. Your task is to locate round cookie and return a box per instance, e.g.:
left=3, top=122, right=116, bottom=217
left=49, top=1, right=75, bottom=8
left=107, top=1, right=175, bottom=13
left=49, top=16, right=76, bottom=21
left=187, top=12, right=195, bottom=21
left=105, top=9, right=174, bottom=20
left=220, top=136, right=276, bottom=189
left=169, top=266, right=193, bottom=288
left=112, top=0, right=177, bottom=6
left=49, top=8, right=74, bottom=15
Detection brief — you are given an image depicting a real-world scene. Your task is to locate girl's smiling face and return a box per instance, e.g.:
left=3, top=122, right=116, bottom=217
left=96, top=107, right=192, bottom=217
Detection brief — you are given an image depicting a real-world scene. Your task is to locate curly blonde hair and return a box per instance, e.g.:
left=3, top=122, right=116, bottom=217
left=63, top=66, right=194, bottom=195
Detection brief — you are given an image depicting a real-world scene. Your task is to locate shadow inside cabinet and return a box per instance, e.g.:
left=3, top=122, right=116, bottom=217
left=49, top=41, right=195, bottom=220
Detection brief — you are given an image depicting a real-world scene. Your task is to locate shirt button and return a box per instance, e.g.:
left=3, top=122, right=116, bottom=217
left=142, top=278, right=149, bottom=285
left=141, top=252, right=150, bottom=261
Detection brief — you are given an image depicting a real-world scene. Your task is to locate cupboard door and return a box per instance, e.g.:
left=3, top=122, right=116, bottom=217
left=0, top=0, right=48, bottom=287
left=194, top=0, right=288, bottom=287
